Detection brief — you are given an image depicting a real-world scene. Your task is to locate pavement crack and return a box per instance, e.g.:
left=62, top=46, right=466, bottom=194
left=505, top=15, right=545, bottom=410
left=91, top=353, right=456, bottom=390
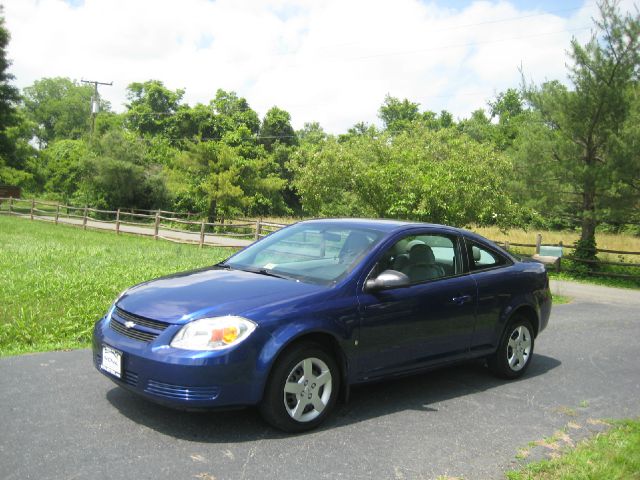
left=239, top=428, right=268, bottom=480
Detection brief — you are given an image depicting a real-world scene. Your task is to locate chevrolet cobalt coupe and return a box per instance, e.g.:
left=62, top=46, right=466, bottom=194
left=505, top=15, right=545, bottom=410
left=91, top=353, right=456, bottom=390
left=93, top=219, right=551, bottom=432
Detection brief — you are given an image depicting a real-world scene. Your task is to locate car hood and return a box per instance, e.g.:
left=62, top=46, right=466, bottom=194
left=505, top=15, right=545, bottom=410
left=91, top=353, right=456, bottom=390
left=116, top=267, right=325, bottom=323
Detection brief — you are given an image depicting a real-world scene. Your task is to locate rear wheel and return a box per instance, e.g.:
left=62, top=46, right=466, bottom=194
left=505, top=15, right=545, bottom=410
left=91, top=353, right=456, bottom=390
left=259, top=342, right=339, bottom=433
left=488, top=316, right=534, bottom=379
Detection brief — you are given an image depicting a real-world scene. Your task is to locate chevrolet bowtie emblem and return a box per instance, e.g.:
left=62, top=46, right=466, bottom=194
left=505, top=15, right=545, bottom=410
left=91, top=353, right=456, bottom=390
left=124, top=321, right=136, bottom=329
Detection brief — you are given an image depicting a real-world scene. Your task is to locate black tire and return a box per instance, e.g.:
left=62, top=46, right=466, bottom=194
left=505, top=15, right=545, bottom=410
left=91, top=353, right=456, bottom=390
left=259, top=342, right=340, bottom=433
left=488, top=316, right=535, bottom=379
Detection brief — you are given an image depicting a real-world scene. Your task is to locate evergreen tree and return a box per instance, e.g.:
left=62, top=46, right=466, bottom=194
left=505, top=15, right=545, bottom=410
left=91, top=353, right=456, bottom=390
left=0, top=7, right=21, bottom=168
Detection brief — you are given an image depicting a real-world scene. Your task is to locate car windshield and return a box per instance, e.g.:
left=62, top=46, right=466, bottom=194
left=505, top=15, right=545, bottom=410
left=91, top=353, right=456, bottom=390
left=223, top=224, right=383, bottom=285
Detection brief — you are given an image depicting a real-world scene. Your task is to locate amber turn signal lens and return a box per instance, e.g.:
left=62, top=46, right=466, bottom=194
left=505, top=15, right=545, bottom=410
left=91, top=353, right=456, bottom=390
left=222, top=326, right=240, bottom=344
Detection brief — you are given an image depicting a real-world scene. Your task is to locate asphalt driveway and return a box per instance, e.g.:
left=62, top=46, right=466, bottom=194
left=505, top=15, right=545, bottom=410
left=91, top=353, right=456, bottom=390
left=1, top=281, right=639, bottom=480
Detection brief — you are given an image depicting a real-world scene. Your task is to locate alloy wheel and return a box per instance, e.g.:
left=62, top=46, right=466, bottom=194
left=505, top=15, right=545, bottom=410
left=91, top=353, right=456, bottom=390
left=283, top=357, right=333, bottom=422
left=507, top=325, right=532, bottom=371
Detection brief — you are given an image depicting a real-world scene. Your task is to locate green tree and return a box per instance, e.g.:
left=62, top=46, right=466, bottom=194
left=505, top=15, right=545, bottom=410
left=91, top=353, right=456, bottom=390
left=488, top=88, right=527, bottom=149
left=379, top=95, right=420, bottom=132
left=259, top=106, right=297, bottom=151
left=210, top=89, right=260, bottom=136
left=598, top=82, right=640, bottom=228
left=23, top=77, right=106, bottom=147
left=125, top=80, right=184, bottom=137
left=458, top=109, right=495, bottom=144
left=297, top=122, right=327, bottom=146
left=94, top=112, right=125, bottom=137
left=0, top=108, right=38, bottom=190
left=292, top=125, right=524, bottom=226
left=0, top=8, right=20, bottom=164
left=76, top=130, right=169, bottom=210
left=0, top=12, right=39, bottom=191
left=167, top=103, right=218, bottom=142
left=522, top=1, right=640, bottom=258
left=438, top=110, right=454, bottom=129
left=43, top=139, right=90, bottom=201
left=170, top=141, right=286, bottom=222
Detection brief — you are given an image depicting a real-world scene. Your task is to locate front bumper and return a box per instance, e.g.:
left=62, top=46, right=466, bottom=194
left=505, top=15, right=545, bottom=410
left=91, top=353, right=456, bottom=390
left=92, top=315, right=269, bottom=409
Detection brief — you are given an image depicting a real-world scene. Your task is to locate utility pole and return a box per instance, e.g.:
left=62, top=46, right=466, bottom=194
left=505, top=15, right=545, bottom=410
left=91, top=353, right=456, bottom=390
left=81, top=79, right=112, bottom=135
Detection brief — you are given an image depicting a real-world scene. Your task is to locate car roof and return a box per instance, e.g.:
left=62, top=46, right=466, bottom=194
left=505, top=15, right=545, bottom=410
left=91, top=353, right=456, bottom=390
left=297, top=218, right=503, bottom=244
left=298, top=218, right=462, bottom=234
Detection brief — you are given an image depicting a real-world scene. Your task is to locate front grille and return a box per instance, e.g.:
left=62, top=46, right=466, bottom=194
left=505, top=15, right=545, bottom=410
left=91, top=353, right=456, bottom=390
left=109, top=307, right=170, bottom=343
left=114, top=307, right=170, bottom=331
left=145, top=380, right=220, bottom=401
left=110, top=318, right=158, bottom=342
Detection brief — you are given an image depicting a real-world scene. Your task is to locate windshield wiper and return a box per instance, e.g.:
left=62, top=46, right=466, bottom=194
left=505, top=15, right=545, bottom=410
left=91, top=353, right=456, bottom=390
left=214, top=262, right=231, bottom=269
left=240, top=267, right=292, bottom=280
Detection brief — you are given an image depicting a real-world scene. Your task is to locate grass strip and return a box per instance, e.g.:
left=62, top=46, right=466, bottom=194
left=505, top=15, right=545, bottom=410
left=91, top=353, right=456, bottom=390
left=507, top=419, right=640, bottom=480
left=551, top=294, right=571, bottom=305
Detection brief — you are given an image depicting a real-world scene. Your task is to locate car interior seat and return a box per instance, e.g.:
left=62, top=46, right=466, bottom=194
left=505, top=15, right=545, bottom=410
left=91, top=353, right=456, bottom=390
left=339, top=232, right=372, bottom=264
left=404, top=241, right=446, bottom=282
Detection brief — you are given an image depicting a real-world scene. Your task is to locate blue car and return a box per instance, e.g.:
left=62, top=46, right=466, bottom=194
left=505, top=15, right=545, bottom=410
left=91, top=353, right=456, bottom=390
left=93, top=218, right=551, bottom=432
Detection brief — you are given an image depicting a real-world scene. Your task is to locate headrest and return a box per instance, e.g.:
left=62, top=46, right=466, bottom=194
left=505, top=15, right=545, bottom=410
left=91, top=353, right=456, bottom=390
left=342, top=232, right=371, bottom=254
left=409, top=242, right=435, bottom=264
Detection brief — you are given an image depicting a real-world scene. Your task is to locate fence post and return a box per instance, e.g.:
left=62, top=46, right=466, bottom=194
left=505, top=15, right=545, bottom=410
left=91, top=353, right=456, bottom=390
left=557, top=240, right=563, bottom=272
left=255, top=219, right=262, bottom=240
left=199, top=220, right=205, bottom=248
left=504, top=241, right=510, bottom=252
left=83, top=206, right=88, bottom=230
left=115, top=209, right=121, bottom=235
left=55, top=204, right=60, bottom=224
left=535, top=234, right=542, bottom=254
left=30, top=198, right=35, bottom=220
left=154, top=212, right=160, bottom=240
left=8, top=196, right=13, bottom=214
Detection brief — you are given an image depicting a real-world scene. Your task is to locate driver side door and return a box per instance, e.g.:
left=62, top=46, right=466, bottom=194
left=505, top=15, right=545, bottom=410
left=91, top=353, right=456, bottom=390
left=355, top=231, right=477, bottom=380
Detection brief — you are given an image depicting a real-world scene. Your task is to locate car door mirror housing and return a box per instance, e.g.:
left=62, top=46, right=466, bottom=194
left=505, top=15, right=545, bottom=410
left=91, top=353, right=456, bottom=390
left=365, top=270, right=411, bottom=291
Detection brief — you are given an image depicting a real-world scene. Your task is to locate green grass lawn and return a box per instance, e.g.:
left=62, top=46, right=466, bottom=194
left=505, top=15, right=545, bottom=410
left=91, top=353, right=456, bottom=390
left=548, top=270, right=640, bottom=290
left=507, top=419, right=640, bottom=480
left=0, top=216, right=232, bottom=356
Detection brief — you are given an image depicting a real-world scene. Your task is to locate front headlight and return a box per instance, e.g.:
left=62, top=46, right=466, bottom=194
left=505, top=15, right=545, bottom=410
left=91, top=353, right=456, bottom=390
left=170, top=316, right=257, bottom=351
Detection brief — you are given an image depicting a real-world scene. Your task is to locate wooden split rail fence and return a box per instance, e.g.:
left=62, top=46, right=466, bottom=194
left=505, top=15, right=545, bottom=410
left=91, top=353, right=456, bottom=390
left=0, top=197, right=287, bottom=248
left=1, top=196, right=638, bottom=280
left=492, top=233, right=640, bottom=280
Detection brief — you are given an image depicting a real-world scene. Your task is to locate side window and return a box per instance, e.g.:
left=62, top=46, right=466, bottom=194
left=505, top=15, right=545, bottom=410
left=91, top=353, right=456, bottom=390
left=373, top=233, right=461, bottom=284
left=466, top=240, right=508, bottom=271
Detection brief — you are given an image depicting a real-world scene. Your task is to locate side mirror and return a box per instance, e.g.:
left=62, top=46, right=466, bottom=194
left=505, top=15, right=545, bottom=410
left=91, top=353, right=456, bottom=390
left=365, top=269, right=410, bottom=292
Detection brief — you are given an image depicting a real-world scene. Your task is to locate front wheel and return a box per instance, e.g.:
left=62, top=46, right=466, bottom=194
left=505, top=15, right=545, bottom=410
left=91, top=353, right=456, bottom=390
left=488, top=317, right=534, bottom=379
left=259, top=342, right=340, bottom=433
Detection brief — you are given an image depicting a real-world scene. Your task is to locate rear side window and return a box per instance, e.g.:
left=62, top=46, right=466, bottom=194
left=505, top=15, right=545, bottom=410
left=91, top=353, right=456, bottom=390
left=465, top=239, right=509, bottom=271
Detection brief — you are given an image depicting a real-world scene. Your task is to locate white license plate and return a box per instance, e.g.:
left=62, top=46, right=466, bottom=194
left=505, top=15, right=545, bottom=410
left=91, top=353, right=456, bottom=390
left=101, top=345, right=122, bottom=378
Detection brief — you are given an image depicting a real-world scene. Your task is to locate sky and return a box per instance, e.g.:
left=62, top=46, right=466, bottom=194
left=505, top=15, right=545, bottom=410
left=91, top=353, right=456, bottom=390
left=2, top=0, right=636, bottom=132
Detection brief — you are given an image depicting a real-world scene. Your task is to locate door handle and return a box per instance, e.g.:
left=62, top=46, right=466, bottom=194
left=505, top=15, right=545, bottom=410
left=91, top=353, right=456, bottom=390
left=451, top=295, right=472, bottom=305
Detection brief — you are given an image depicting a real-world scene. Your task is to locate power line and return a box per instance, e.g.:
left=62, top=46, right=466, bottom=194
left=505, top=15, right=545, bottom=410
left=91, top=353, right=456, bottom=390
left=298, top=3, right=597, bottom=53
left=339, top=26, right=593, bottom=63
left=429, top=3, right=595, bottom=32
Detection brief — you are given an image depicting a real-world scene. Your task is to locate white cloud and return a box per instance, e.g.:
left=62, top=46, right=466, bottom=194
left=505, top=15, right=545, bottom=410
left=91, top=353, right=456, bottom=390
left=2, top=0, right=634, bottom=132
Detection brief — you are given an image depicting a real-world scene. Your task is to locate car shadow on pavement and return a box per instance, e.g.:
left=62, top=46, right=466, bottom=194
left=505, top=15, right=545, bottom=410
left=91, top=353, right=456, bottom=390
left=106, top=353, right=560, bottom=441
